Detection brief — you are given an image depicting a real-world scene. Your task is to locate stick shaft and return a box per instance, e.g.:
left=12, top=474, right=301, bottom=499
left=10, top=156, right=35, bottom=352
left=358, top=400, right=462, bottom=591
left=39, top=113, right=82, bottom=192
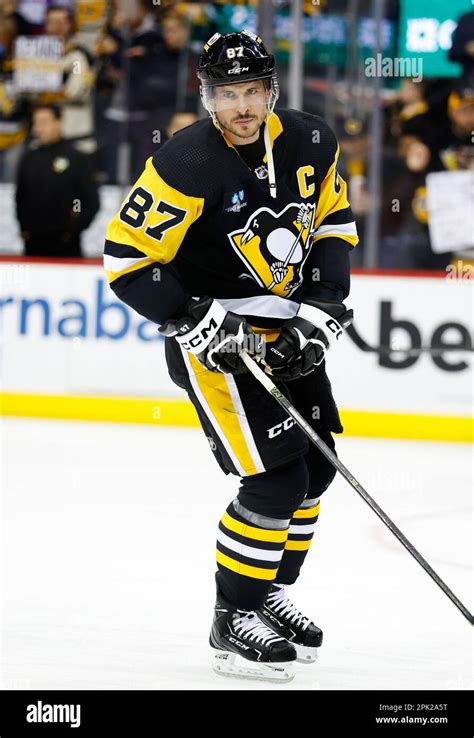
left=240, top=351, right=473, bottom=625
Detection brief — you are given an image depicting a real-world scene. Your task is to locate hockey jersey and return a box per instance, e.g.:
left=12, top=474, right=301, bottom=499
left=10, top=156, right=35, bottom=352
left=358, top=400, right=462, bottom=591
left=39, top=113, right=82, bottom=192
left=104, top=108, right=358, bottom=328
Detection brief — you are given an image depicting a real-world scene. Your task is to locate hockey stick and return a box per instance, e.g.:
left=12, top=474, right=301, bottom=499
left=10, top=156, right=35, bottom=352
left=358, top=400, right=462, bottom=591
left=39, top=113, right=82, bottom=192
left=239, top=349, right=473, bottom=625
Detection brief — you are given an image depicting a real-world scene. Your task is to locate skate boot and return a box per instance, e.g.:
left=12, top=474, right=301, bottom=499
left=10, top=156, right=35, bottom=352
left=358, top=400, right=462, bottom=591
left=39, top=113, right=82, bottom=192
left=210, top=580, right=297, bottom=682
left=260, top=583, right=323, bottom=664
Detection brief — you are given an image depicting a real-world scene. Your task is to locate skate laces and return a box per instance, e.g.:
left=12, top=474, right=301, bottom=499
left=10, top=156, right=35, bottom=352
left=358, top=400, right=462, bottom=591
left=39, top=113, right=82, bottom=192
left=266, top=585, right=311, bottom=630
left=233, top=611, right=283, bottom=646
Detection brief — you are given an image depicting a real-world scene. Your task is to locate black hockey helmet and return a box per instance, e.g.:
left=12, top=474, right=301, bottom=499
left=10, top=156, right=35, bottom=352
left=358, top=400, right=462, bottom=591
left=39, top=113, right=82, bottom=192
left=197, top=30, right=279, bottom=115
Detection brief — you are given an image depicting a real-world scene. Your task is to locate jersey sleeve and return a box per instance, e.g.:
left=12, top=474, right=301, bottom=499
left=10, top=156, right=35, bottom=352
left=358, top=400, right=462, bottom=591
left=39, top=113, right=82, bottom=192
left=103, top=155, right=205, bottom=325
left=104, top=155, right=205, bottom=283
left=302, top=124, right=358, bottom=304
left=313, top=142, right=359, bottom=249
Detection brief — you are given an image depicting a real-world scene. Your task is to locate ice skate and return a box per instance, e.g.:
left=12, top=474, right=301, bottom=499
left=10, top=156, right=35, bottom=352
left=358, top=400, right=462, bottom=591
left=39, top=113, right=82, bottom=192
left=260, top=583, right=323, bottom=663
left=210, top=581, right=297, bottom=682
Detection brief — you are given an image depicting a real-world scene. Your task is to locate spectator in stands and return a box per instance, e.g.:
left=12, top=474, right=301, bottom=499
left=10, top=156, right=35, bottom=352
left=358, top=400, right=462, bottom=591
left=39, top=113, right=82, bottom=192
left=98, top=2, right=198, bottom=183
left=99, top=0, right=164, bottom=183
left=449, top=11, right=474, bottom=87
left=155, top=10, right=200, bottom=122
left=15, top=104, right=100, bottom=257
left=378, top=82, right=469, bottom=271
left=390, top=79, right=431, bottom=140
left=0, top=6, right=29, bottom=181
left=1, top=0, right=31, bottom=36
left=409, top=86, right=474, bottom=172
left=40, top=5, right=96, bottom=157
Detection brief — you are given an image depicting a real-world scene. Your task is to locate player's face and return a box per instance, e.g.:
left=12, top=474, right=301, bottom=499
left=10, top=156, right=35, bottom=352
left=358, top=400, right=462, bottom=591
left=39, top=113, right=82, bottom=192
left=214, top=81, right=268, bottom=143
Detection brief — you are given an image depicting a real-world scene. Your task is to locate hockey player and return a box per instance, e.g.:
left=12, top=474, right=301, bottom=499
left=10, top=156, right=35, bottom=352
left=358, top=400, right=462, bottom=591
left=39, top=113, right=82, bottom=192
left=104, top=30, right=358, bottom=682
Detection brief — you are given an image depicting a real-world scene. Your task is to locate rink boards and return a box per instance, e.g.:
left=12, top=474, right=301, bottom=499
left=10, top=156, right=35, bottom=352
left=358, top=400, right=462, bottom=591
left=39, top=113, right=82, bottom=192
left=0, top=258, right=472, bottom=442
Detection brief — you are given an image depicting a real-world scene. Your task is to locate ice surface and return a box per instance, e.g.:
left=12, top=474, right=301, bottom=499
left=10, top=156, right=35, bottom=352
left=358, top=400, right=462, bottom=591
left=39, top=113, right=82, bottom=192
left=1, top=418, right=472, bottom=690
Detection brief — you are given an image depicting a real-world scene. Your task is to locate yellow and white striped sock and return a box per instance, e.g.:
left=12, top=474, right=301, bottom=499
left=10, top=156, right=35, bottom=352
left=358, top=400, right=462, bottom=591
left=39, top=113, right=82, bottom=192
left=276, top=497, right=320, bottom=585
left=216, top=499, right=290, bottom=610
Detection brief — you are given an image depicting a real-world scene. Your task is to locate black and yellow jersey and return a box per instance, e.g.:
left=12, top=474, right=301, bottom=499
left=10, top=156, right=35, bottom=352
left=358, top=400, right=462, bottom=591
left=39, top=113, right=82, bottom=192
left=104, top=108, right=358, bottom=327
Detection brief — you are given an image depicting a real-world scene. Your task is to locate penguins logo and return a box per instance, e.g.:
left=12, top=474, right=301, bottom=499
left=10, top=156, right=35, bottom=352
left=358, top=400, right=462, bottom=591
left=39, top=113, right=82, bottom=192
left=228, top=202, right=317, bottom=297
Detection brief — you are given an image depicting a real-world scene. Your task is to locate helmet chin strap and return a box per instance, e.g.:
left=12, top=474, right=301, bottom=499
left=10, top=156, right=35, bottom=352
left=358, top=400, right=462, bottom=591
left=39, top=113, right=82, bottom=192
left=263, top=111, right=277, bottom=199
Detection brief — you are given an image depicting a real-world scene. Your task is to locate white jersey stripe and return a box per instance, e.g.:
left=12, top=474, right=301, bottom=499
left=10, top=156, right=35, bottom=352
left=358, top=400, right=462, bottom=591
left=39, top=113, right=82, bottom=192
left=103, top=254, right=150, bottom=273
left=180, top=347, right=247, bottom=477
left=217, top=295, right=299, bottom=320
left=224, top=373, right=266, bottom=474
left=314, top=221, right=357, bottom=238
left=217, top=529, right=284, bottom=562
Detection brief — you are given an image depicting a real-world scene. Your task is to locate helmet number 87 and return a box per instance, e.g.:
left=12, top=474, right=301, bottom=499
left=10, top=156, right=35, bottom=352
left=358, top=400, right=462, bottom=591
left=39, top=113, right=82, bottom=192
left=226, top=47, right=244, bottom=59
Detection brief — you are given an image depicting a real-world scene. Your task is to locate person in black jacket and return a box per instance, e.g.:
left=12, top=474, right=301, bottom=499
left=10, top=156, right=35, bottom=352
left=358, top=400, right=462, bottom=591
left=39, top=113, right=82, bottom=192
left=449, top=11, right=474, bottom=86
left=15, top=104, right=100, bottom=257
left=99, top=2, right=198, bottom=183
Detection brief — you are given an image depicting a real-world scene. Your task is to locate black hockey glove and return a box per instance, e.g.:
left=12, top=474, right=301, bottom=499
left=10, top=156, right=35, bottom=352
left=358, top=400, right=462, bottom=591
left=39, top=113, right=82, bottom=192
left=262, top=300, right=353, bottom=381
left=159, top=296, right=264, bottom=374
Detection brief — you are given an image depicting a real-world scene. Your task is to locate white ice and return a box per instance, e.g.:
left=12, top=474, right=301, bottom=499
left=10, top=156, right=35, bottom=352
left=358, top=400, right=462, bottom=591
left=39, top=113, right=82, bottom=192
left=1, top=418, right=472, bottom=690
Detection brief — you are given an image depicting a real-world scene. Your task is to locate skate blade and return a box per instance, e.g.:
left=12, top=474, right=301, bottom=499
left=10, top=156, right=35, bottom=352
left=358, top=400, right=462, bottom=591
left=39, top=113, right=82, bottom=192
left=295, top=644, right=319, bottom=664
left=212, top=650, right=294, bottom=682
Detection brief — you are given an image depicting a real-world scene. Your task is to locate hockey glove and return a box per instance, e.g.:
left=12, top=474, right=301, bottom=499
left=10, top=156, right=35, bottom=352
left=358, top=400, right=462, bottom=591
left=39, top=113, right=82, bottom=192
left=159, top=296, right=263, bottom=374
left=262, top=300, right=353, bottom=381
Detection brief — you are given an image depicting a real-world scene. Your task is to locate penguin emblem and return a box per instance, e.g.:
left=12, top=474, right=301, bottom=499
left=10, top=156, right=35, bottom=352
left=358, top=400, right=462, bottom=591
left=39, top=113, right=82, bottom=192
left=227, top=202, right=317, bottom=297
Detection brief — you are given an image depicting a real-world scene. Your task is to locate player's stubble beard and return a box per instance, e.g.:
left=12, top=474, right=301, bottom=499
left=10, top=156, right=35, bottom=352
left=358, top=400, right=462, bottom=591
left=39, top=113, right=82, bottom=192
left=217, top=108, right=266, bottom=144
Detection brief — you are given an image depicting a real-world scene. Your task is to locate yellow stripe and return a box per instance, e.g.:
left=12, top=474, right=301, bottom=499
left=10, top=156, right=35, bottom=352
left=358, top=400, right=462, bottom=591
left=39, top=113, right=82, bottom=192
left=0, top=393, right=199, bottom=426
left=293, top=504, right=320, bottom=519
left=313, top=146, right=359, bottom=249
left=188, top=353, right=259, bottom=475
left=250, top=326, right=281, bottom=341
left=216, top=549, right=278, bottom=580
left=342, top=409, right=473, bottom=443
left=263, top=112, right=283, bottom=162
left=285, top=539, right=313, bottom=551
left=315, top=146, right=349, bottom=226
left=221, top=511, right=288, bottom=543
left=0, top=393, right=472, bottom=443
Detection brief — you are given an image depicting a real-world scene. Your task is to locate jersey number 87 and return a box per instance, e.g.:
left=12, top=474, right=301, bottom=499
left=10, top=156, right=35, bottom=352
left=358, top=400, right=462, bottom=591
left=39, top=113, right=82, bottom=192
left=119, top=186, right=187, bottom=242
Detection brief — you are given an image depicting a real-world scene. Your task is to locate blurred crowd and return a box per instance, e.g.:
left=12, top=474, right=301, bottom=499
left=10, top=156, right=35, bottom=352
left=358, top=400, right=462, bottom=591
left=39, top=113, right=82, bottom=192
left=338, top=76, right=474, bottom=270
left=0, top=0, right=472, bottom=266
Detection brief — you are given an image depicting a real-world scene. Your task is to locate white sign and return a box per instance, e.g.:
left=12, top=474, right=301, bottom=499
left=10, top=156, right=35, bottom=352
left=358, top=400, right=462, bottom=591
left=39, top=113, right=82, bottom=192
left=426, top=171, right=474, bottom=253
left=14, top=36, right=64, bottom=92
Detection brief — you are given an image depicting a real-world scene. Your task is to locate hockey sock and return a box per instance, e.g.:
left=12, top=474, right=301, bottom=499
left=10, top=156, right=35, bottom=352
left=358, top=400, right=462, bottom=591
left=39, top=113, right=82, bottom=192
left=215, top=499, right=290, bottom=611
left=275, top=497, right=320, bottom=585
